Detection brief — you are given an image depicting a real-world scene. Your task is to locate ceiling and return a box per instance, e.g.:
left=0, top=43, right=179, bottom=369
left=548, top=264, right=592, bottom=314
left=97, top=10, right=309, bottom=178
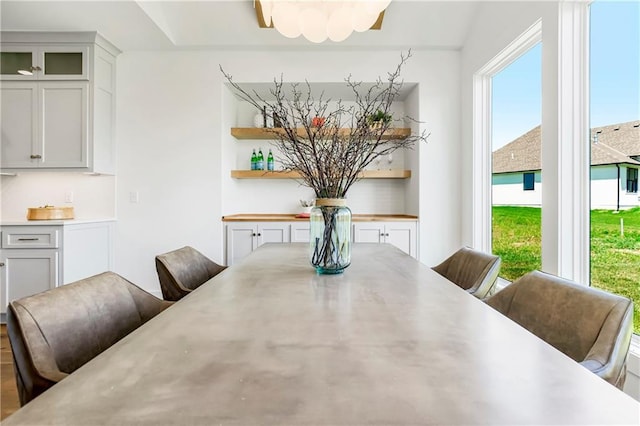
left=0, top=1, right=480, bottom=51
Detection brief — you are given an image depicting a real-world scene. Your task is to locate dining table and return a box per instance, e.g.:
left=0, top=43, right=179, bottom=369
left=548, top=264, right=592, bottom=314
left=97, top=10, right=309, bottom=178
left=3, top=243, right=639, bottom=425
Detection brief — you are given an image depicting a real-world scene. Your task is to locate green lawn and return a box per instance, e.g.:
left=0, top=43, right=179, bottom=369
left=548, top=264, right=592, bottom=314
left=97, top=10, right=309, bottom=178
left=492, top=206, right=640, bottom=334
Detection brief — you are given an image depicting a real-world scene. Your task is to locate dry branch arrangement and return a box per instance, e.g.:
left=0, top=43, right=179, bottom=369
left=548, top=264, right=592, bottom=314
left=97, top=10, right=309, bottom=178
left=220, top=51, right=429, bottom=199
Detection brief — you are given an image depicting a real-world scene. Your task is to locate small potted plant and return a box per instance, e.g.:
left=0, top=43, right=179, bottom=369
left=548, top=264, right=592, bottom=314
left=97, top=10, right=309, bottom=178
left=367, top=109, right=392, bottom=130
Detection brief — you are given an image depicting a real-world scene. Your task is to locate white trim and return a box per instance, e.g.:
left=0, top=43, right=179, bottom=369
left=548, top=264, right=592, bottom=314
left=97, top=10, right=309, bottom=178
left=472, top=20, right=542, bottom=252
left=541, top=2, right=591, bottom=283
left=623, top=334, right=640, bottom=401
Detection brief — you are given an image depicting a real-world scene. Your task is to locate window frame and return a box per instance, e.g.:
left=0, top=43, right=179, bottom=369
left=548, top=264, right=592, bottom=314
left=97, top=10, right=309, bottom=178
left=626, top=167, right=638, bottom=193
left=523, top=172, right=536, bottom=191
left=472, top=2, right=591, bottom=283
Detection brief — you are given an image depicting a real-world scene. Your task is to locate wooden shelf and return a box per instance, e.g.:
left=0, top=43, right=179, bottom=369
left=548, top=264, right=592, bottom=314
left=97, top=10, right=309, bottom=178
left=230, top=170, right=411, bottom=179
left=231, top=127, right=411, bottom=141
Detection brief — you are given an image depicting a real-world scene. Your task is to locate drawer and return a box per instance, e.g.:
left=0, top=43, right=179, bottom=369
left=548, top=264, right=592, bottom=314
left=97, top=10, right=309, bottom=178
left=1, top=228, right=60, bottom=248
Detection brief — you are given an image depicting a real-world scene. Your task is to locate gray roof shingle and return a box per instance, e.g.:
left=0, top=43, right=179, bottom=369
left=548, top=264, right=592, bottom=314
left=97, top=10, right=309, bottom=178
left=492, top=120, right=640, bottom=174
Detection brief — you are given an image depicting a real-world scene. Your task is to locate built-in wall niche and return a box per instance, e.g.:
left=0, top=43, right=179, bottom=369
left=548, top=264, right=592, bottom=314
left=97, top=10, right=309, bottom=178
left=220, top=82, right=421, bottom=216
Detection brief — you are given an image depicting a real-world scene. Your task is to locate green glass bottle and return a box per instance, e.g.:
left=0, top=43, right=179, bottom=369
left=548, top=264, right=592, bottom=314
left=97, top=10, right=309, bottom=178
left=267, top=149, right=274, bottom=171
left=251, top=149, right=257, bottom=170
left=257, top=148, right=264, bottom=171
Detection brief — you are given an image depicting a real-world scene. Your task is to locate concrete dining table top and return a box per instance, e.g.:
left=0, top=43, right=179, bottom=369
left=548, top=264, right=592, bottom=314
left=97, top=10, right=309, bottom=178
left=4, top=243, right=639, bottom=425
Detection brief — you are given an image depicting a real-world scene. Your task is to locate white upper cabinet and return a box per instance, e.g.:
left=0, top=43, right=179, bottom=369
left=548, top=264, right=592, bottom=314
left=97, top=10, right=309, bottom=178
left=2, top=81, right=89, bottom=168
left=0, top=32, right=120, bottom=173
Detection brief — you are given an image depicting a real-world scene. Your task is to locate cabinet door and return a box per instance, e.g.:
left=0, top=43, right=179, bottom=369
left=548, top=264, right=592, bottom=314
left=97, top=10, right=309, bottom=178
left=0, top=82, right=39, bottom=168
left=0, top=46, right=38, bottom=80
left=39, top=46, right=89, bottom=80
left=0, top=249, right=58, bottom=314
left=226, top=224, right=258, bottom=266
left=386, top=222, right=417, bottom=258
left=353, top=223, right=385, bottom=243
left=40, top=82, right=89, bottom=168
left=291, top=222, right=310, bottom=243
left=257, top=222, right=290, bottom=246
left=62, top=222, right=113, bottom=284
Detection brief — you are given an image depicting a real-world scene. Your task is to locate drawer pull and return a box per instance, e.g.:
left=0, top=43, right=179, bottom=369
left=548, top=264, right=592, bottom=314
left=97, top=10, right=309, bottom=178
left=17, top=238, right=40, bottom=241
left=30, top=154, right=42, bottom=159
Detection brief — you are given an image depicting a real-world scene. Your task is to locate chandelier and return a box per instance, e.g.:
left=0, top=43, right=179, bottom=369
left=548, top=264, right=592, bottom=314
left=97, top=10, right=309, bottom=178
left=255, top=0, right=392, bottom=43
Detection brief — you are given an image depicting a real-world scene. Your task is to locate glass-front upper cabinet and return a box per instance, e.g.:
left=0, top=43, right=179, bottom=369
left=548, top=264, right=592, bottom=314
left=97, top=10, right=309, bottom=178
left=0, top=45, right=89, bottom=80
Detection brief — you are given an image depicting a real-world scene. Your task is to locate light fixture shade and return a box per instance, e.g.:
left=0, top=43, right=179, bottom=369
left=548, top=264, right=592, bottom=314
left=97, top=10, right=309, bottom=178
left=351, top=9, right=379, bottom=33
left=261, top=0, right=391, bottom=42
left=363, top=0, right=391, bottom=15
left=272, top=1, right=302, bottom=38
left=300, top=6, right=328, bottom=43
left=327, top=6, right=353, bottom=42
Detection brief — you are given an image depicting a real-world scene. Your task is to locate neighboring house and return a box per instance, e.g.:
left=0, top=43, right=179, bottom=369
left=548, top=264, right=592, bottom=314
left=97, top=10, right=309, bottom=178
left=492, top=121, right=640, bottom=210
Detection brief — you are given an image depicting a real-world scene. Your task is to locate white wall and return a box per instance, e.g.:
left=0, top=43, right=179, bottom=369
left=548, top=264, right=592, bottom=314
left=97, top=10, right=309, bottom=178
left=491, top=166, right=640, bottom=210
left=0, top=172, right=115, bottom=220
left=115, top=49, right=460, bottom=293
left=492, top=172, right=542, bottom=206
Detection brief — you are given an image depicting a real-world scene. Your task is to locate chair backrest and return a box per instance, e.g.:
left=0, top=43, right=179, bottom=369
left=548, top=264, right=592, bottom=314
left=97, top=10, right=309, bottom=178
left=155, top=246, right=226, bottom=301
left=485, top=270, right=633, bottom=389
left=7, top=272, right=172, bottom=405
left=432, top=246, right=501, bottom=299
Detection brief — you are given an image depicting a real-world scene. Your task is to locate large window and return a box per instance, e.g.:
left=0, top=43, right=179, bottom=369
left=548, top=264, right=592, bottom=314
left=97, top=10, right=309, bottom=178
left=491, top=43, right=542, bottom=281
left=590, top=1, right=640, bottom=335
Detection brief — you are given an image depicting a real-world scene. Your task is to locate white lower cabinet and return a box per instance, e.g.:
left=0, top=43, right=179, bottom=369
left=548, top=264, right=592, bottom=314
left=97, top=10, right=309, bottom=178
left=225, top=220, right=417, bottom=265
left=353, top=221, right=417, bottom=258
left=291, top=222, right=311, bottom=243
left=0, top=221, right=114, bottom=315
left=225, top=222, right=291, bottom=266
left=0, top=249, right=58, bottom=315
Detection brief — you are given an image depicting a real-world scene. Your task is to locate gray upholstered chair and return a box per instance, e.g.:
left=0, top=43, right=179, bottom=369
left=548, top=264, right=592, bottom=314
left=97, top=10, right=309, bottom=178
left=7, top=272, right=172, bottom=406
left=432, top=246, right=501, bottom=299
left=485, top=270, right=633, bottom=389
left=155, top=246, right=227, bottom=301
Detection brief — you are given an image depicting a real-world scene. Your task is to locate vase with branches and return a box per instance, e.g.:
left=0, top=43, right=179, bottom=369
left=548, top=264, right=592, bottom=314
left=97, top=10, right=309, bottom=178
left=221, top=51, right=429, bottom=273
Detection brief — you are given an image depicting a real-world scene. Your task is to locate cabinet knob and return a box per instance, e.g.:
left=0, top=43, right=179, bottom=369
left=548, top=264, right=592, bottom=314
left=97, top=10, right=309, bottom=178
left=257, top=233, right=262, bottom=237
left=0, top=262, right=4, bottom=267
left=30, top=154, right=42, bottom=159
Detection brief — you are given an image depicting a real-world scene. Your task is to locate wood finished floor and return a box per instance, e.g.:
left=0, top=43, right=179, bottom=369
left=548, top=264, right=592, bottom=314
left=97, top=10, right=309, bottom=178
left=1, top=324, right=20, bottom=421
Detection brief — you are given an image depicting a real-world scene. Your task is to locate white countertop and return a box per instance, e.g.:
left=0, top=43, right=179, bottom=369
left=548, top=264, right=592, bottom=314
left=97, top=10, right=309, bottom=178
left=1, top=218, right=116, bottom=226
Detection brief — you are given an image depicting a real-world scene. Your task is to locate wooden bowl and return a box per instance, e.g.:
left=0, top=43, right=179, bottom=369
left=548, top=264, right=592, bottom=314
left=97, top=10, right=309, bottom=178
left=27, top=206, right=75, bottom=220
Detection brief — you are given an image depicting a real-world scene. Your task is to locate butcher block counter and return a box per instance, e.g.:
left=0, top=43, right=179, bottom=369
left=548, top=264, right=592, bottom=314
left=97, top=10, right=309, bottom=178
left=222, top=214, right=418, bottom=222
